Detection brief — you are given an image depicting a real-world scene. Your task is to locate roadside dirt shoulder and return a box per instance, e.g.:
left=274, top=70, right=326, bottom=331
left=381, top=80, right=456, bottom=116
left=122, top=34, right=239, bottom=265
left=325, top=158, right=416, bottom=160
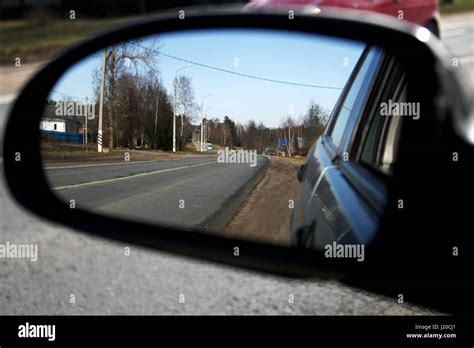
left=223, top=156, right=302, bottom=246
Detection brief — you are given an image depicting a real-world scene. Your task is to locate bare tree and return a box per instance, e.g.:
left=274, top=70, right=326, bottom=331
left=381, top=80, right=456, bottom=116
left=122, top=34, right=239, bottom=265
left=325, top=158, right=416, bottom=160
left=102, top=39, right=160, bottom=149
left=176, top=75, right=197, bottom=150
left=301, top=101, right=329, bottom=154
left=281, top=116, right=296, bottom=157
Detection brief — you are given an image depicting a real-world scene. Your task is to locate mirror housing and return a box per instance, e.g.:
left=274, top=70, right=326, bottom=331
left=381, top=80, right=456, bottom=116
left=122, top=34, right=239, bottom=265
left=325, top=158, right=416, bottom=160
left=296, top=164, right=306, bottom=182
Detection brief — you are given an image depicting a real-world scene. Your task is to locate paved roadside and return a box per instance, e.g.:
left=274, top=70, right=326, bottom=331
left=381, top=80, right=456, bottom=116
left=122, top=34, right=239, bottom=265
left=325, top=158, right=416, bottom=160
left=0, top=62, right=45, bottom=96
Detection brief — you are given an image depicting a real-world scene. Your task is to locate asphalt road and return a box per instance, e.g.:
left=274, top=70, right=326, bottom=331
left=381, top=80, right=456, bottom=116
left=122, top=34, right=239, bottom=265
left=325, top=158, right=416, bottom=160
left=46, top=156, right=268, bottom=230
left=1, top=14, right=472, bottom=315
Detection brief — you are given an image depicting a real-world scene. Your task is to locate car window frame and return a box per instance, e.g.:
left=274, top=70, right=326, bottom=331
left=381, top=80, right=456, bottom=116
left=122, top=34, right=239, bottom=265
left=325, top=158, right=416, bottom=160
left=353, top=56, right=407, bottom=176
left=379, top=78, right=406, bottom=173
left=337, top=53, right=408, bottom=215
left=323, top=46, right=384, bottom=158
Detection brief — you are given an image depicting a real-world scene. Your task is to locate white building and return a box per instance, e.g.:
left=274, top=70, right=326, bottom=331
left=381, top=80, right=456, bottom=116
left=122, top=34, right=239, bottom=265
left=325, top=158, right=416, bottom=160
left=40, top=118, right=67, bottom=132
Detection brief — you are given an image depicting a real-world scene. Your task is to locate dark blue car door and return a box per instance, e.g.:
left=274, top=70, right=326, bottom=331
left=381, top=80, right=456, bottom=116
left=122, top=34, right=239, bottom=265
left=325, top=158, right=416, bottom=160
left=303, top=46, right=387, bottom=249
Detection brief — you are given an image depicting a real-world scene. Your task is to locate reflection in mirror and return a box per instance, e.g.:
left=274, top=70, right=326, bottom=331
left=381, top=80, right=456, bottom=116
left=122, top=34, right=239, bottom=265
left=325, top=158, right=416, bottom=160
left=40, top=28, right=399, bottom=253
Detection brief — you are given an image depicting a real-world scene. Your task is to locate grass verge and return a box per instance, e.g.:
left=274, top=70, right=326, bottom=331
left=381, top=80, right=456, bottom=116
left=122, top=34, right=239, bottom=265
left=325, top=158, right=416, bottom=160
left=0, top=18, right=128, bottom=65
left=439, top=0, right=474, bottom=14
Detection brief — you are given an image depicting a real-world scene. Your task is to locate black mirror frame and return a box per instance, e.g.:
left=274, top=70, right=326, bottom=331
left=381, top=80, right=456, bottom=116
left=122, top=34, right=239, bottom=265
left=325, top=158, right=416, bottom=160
left=3, top=9, right=472, bottom=311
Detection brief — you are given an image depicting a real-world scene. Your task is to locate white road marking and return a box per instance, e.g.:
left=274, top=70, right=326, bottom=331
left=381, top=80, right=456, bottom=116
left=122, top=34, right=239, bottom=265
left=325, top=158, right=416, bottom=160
left=46, top=159, right=172, bottom=170
left=45, top=157, right=213, bottom=170
left=52, top=160, right=215, bottom=191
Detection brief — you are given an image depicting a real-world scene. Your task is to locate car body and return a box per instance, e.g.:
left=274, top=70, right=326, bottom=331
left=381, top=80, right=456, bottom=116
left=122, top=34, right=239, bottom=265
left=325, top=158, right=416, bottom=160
left=290, top=45, right=405, bottom=248
left=246, top=0, right=440, bottom=36
left=207, top=143, right=214, bottom=150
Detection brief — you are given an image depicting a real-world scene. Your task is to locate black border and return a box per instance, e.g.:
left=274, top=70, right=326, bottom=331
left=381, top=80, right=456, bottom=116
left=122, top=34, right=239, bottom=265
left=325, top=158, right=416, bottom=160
left=0, top=315, right=472, bottom=345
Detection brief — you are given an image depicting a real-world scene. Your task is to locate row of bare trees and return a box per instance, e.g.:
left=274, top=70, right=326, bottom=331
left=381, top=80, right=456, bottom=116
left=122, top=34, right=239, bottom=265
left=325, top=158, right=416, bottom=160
left=280, top=102, right=329, bottom=156
left=86, top=40, right=197, bottom=151
left=100, top=41, right=158, bottom=149
left=205, top=101, right=329, bottom=156
left=48, top=38, right=329, bottom=154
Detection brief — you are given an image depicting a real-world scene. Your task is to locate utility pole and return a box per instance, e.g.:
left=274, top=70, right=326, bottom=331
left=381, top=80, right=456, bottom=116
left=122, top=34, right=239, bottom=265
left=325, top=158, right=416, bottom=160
left=154, top=97, right=159, bottom=134
left=204, top=106, right=213, bottom=149
left=208, top=120, right=211, bottom=144
left=154, top=89, right=160, bottom=150
left=85, top=96, right=88, bottom=151
left=200, top=103, right=203, bottom=151
left=200, top=95, right=212, bottom=151
left=173, top=64, right=192, bottom=152
left=98, top=48, right=106, bottom=153
left=173, top=78, right=177, bottom=152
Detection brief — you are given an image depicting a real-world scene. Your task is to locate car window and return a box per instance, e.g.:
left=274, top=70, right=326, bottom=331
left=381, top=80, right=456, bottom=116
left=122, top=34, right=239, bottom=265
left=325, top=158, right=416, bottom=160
left=329, top=47, right=381, bottom=149
left=380, top=85, right=405, bottom=173
left=359, top=61, right=407, bottom=176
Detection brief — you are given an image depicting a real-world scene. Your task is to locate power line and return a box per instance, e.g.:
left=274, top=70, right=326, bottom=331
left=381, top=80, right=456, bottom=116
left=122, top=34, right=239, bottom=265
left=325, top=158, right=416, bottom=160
left=132, top=43, right=343, bottom=90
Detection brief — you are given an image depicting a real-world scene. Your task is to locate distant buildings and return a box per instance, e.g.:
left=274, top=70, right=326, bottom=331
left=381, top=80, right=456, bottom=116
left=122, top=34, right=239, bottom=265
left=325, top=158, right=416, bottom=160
left=40, top=104, right=84, bottom=144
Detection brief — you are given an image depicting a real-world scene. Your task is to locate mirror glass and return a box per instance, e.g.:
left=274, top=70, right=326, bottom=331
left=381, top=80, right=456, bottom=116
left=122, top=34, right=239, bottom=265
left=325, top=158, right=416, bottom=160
left=40, top=28, right=399, bottom=253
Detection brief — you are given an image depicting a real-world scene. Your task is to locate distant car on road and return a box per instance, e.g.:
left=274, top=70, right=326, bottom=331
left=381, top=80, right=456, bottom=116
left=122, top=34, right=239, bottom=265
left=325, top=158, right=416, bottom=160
left=263, top=147, right=276, bottom=156
left=207, top=143, right=214, bottom=151
left=246, top=0, right=441, bottom=37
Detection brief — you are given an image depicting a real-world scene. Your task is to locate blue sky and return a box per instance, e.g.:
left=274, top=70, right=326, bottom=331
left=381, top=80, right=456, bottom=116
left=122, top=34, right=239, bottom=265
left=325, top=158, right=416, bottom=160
left=52, top=29, right=364, bottom=128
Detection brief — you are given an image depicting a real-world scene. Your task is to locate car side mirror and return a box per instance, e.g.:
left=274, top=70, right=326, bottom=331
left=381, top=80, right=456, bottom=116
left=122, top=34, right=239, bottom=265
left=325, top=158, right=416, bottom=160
left=3, top=9, right=473, bottom=313
left=296, top=164, right=306, bottom=182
